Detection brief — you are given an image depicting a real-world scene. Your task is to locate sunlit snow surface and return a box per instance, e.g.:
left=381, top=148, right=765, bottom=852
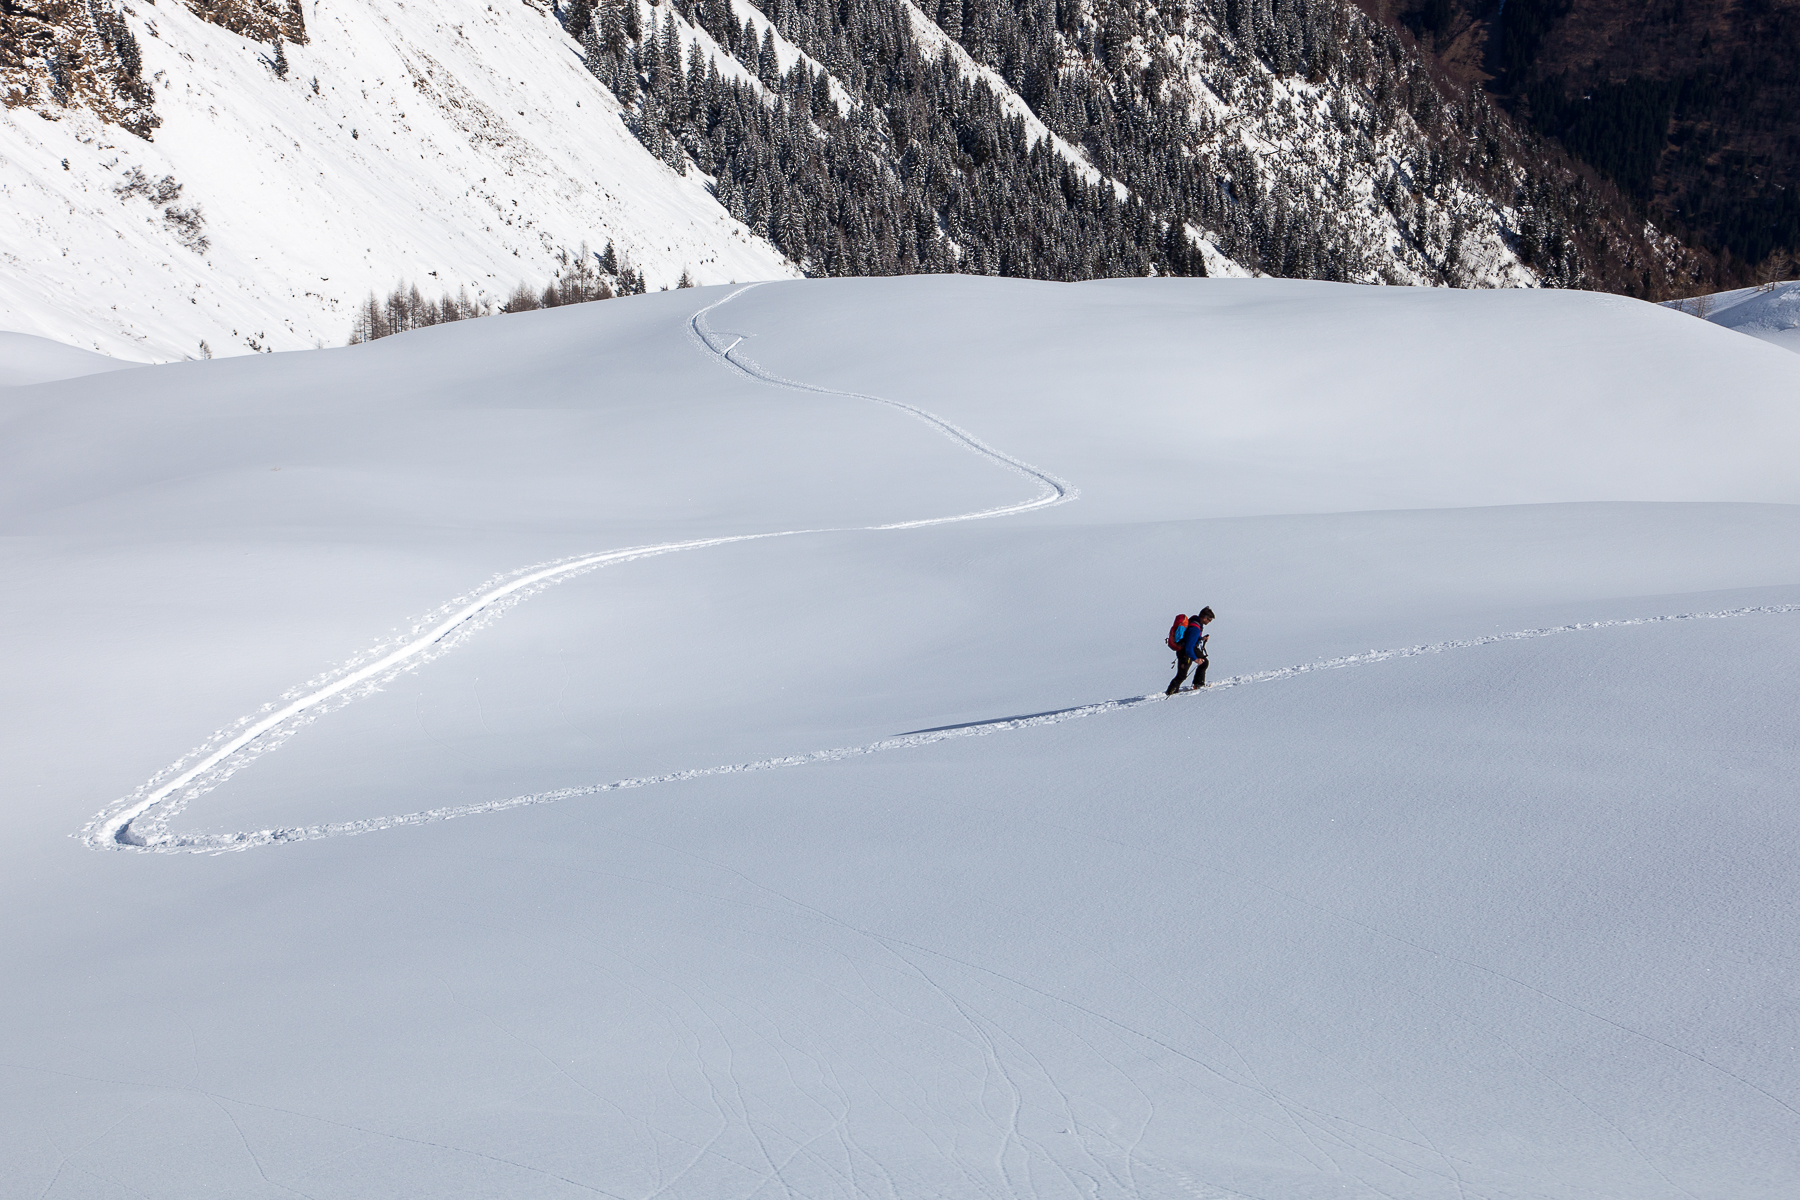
left=3, top=278, right=1799, bottom=1198
left=1666, top=280, right=1800, bottom=354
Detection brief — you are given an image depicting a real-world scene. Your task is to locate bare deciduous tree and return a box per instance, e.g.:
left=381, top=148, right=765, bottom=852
left=350, top=247, right=634, bottom=343
left=1757, top=251, right=1792, bottom=292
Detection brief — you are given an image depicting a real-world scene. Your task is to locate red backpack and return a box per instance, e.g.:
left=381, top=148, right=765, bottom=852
left=1166, top=614, right=1188, bottom=650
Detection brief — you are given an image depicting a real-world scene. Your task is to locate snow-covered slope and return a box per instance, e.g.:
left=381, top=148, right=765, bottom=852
left=8, top=0, right=1690, bottom=364
left=0, top=0, right=795, bottom=361
left=1142, top=9, right=1539, bottom=289
left=891, top=0, right=1534, bottom=287
left=1665, top=280, right=1800, bottom=353
left=0, top=330, right=145, bottom=385
left=4, top=278, right=1799, bottom=1197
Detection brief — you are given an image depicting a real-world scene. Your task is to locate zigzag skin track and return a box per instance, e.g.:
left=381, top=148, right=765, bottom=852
left=82, top=286, right=1799, bottom=852
left=85, top=284, right=1074, bottom=851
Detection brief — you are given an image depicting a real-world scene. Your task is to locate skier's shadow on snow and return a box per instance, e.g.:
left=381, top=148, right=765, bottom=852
left=895, top=694, right=1158, bottom=737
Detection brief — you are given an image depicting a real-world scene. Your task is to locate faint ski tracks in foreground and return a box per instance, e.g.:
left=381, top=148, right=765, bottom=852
left=81, top=284, right=1800, bottom=854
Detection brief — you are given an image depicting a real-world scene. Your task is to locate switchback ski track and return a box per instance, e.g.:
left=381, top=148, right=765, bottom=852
left=85, top=283, right=1072, bottom=851
left=81, top=285, right=1800, bottom=853
left=91, top=603, right=1800, bottom=852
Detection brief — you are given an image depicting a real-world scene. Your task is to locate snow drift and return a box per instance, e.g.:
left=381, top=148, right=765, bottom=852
left=0, top=329, right=145, bottom=386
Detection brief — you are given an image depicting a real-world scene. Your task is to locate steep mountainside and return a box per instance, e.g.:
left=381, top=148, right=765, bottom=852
left=4, top=0, right=1701, bottom=358
left=1384, top=0, right=1800, bottom=286
left=1, top=0, right=796, bottom=359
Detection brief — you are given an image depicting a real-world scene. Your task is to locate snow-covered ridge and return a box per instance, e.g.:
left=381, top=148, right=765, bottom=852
left=717, top=0, right=857, bottom=113
left=0, top=0, right=795, bottom=360
left=0, top=329, right=145, bottom=384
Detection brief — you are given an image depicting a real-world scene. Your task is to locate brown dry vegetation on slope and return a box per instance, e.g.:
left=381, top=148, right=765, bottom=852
left=1365, top=0, right=1800, bottom=288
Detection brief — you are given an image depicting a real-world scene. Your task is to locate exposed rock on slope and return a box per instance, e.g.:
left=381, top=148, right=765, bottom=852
left=1375, top=0, right=1800, bottom=288
left=1, top=0, right=159, bottom=137
left=180, top=0, right=307, bottom=44
left=0, top=0, right=796, bottom=359
left=1, top=0, right=1709, bottom=358
left=583, top=0, right=1697, bottom=291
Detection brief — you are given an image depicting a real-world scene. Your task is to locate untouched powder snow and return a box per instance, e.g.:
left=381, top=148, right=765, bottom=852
left=0, top=330, right=146, bottom=386
left=3, top=277, right=1799, bottom=1198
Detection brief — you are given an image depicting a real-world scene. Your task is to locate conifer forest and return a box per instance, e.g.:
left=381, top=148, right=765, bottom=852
left=562, top=0, right=1693, bottom=295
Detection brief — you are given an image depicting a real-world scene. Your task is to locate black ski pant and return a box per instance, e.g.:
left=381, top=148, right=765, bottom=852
left=1167, top=653, right=1207, bottom=694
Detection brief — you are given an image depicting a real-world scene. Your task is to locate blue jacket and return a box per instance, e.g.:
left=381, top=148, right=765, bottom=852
left=1180, top=622, right=1207, bottom=657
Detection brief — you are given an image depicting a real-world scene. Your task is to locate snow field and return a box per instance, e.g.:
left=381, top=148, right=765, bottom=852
left=123, top=594, right=1800, bottom=853
left=91, top=281, right=1077, bottom=848
left=2, top=277, right=1799, bottom=1197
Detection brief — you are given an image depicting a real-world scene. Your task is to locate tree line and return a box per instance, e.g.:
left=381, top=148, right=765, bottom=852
left=349, top=243, right=649, bottom=344
left=356, top=0, right=1699, bottom=345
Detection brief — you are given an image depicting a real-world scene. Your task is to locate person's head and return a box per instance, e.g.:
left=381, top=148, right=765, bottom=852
left=1197, top=606, right=1215, bottom=624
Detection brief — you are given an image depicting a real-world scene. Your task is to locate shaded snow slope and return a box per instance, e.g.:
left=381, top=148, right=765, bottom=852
left=0, top=0, right=795, bottom=362
left=1665, top=280, right=1800, bottom=353
left=0, top=330, right=144, bottom=386
left=3, top=278, right=1798, bottom=1198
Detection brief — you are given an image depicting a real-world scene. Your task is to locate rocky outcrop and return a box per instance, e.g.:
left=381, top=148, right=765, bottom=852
left=177, top=0, right=306, bottom=45
left=2, top=0, right=161, bottom=138
left=0, top=0, right=303, bottom=140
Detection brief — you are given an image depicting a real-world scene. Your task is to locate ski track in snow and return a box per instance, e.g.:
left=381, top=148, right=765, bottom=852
left=83, top=282, right=1070, bottom=851
left=97, top=603, right=1800, bottom=853
left=80, top=285, right=1800, bottom=852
